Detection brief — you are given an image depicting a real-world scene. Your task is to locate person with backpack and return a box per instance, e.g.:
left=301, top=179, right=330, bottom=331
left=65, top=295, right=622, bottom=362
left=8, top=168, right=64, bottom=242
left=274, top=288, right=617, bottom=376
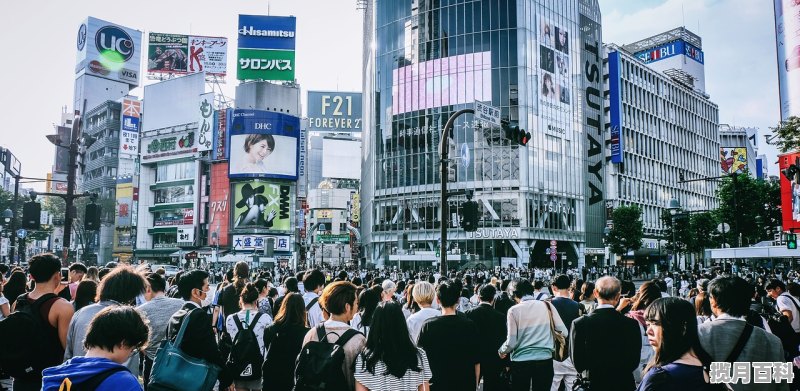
left=261, top=292, right=309, bottom=391
left=302, top=269, right=326, bottom=327
left=136, top=273, right=185, bottom=391
left=225, top=283, right=272, bottom=391
left=297, top=281, right=366, bottom=391
left=41, top=306, right=148, bottom=391
left=2, top=254, right=74, bottom=391
left=220, top=262, right=250, bottom=321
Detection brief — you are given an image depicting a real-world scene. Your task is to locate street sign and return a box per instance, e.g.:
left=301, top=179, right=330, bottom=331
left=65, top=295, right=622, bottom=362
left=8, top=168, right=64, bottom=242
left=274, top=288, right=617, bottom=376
left=550, top=253, right=557, bottom=262
left=474, top=101, right=501, bottom=126
left=550, top=240, right=557, bottom=246
left=717, top=223, right=730, bottom=233
left=16, top=229, right=26, bottom=239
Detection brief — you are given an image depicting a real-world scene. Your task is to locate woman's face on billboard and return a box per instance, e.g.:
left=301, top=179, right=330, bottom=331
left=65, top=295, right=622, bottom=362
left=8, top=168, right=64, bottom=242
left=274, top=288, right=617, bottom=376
left=247, top=139, right=273, bottom=163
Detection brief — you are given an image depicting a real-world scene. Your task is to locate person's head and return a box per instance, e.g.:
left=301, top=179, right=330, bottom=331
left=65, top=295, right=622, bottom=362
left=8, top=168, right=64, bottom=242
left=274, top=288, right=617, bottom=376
left=74, top=280, right=98, bottom=312
left=83, top=306, right=150, bottom=364
left=543, top=73, right=554, bottom=92
left=380, top=279, right=396, bottom=302
left=708, top=277, right=752, bottom=317
left=362, top=301, right=422, bottom=378
left=357, top=286, right=382, bottom=328
left=479, top=284, right=497, bottom=304
left=240, top=282, right=260, bottom=306
left=68, top=262, right=88, bottom=283
left=304, top=269, right=325, bottom=292
left=412, top=281, right=435, bottom=306
left=436, top=281, right=461, bottom=308
left=284, top=276, right=299, bottom=293
left=254, top=278, right=269, bottom=297
left=694, top=291, right=712, bottom=317
left=765, top=279, right=786, bottom=299
left=580, top=281, right=596, bottom=301
left=144, top=272, right=167, bottom=301
left=632, top=281, right=662, bottom=311
left=319, top=281, right=358, bottom=319
left=533, top=280, right=545, bottom=292
left=85, top=266, right=100, bottom=282
left=500, top=279, right=512, bottom=294
left=644, top=297, right=699, bottom=373
left=4, top=270, right=26, bottom=293
left=178, top=270, right=210, bottom=304
left=594, top=276, right=621, bottom=304
left=274, top=292, right=307, bottom=327
left=233, top=261, right=249, bottom=290
left=28, top=253, right=62, bottom=284
left=552, top=274, right=570, bottom=292
left=697, top=278, right=710, bottom=293
left=96, top=266, right=147, bottom=305
left=512, top=279, right=534, bottom=300
left=243, top=134, right=275, bottom=163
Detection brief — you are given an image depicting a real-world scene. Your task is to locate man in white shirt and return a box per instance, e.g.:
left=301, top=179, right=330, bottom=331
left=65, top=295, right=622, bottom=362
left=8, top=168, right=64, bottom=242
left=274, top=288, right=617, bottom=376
left=406, top=281, right=439, bottom=343
left=302, top=269, right=326, bottom=327
left=767, top=279, right=800, bottom=333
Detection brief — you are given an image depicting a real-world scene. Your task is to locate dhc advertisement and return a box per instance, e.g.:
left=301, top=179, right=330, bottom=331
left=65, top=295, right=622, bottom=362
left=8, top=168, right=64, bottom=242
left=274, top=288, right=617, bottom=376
left=608, top=51, right=623, bottom=164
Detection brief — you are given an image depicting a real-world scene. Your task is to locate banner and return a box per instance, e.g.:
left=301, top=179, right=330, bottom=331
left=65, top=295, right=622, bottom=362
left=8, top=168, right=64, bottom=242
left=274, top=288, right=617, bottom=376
left=154, top=208, right=194, bottom=226
left=213, top=109, right=229, bottom=160
left=720, top=147, right=747, bottom=174
left=307, top=91, right=362, bottom=132
left=177, top=227, right=195, bottom=244
left=188, top=36, right=228, bottom=76
left=119, top=98, right=141, bottom=158
left=775, top=0, right=800, bottom=120
left=208, top=162, right=231, bottom=247
left=76, top=17, right=142, bottom=87
left=147, top=33, right=188, bottom=73
left=237, top=15, right=296, bottom=81
left=228, top=110, right=300, bottom=180
left=197, top=93, right=214, bottom=152
left=237, top=49, right=295, bottom=81
left=351, top=193, right=360, bottom=224
left=141, top=130, right=196, bottom=161
left=232, top=234, right=291, bottom=251
left=231, top=180, right=294, bottom=232
left=113, top=181, right=134, bottom=253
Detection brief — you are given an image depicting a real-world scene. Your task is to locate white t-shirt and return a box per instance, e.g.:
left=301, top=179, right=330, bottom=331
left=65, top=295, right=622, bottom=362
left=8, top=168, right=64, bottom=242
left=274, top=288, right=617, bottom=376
left=777, top=293, right=800, bottom=333
left=0, top=295, right=8, bottom=320
left=225, top=309, right=273, bottom=352
left=303, top=291, right=324, bottom=327
left=406, top=307, right=440, bottom=344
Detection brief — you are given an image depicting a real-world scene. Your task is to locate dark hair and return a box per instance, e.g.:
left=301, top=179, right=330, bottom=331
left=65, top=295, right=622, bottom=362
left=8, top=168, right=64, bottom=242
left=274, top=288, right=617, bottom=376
left=275, top=292, right=307, bottom=327
left=436, top=281, right=461, bottom=308
left=708, top=277, right=751, bottom=317
left=644, top=298, right=701, bottom=374
left=765, top=279, right=786, bottom=292
left=243, top=133, right=275, bottom=153
left=97, top=266, right=146, bottom=305
left=4, top=271, right=27, bottom=304
left=500, top=279, right=512, bottom=292
left=98, top=268, right=111, bottom=281
left=352, top=277, right=363, bottom=287
left=233, top=261, right=249, bottom=293
left=240, top=282, right=260, bottom=304
left=362, top=302, right=422, bottom=378
left=69, top=262, right=88, bottom=274
left=304, top=269, right=325, bottom=291
left=83, top=306, right=150, bottom=352
left=552, top=275, right=571, bottom=290
left=28, top=253, right=62, bottom=283
left=268, top=287, right=278, bottom=298
left=580, top=282, right=595, bottom=301
left=319, top=281, right=357, bottom=315
left=145, top=273, right=167, bottom=293
left=788, top=282, right=800, bottom=298
left=513, top=280, right=534, bottom=299
left=254, top=279, right=269, bottom=294
left=356, top=286, right=382, bottom=329
left=74, top=280, right=98, bottom=312
left=534, top=280, right=545, bottom=290
left=479, top=284, right=497, bottom=302
left=284, top=276, right=299, bottom=292
left=632, top=281, right=662, bottom=311
left=178, top=270, right=209, bottom=301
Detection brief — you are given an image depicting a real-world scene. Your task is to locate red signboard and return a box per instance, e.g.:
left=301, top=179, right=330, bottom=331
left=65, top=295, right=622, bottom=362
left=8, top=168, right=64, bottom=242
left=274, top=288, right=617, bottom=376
left=780, top=152, right=800, bottom=231
left=208, top=162, right=231, bottom=246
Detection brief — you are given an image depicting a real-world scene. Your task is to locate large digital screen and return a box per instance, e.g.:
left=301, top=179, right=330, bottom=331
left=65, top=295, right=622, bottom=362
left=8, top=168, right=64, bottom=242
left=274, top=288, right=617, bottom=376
left=392, top=51, right=491, bottom=115
left=228, top=110, right=300, bottom=180
left=231, top=180, right=294, bottom=232
left=322, top=138, right=361, bottom=179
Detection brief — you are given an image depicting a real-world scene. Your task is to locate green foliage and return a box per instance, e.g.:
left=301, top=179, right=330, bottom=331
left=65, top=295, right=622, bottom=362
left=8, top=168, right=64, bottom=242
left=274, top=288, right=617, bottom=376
left=607, top=205, right=643, bottom=257
left=715, top=174, right=781, bottom=246
left=771, top=116, right=800, bottom=153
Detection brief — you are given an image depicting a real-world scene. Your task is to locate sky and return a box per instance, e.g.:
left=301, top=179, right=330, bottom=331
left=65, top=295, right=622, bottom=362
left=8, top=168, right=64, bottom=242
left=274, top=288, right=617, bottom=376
left=0, top=0, right=783, bottom=191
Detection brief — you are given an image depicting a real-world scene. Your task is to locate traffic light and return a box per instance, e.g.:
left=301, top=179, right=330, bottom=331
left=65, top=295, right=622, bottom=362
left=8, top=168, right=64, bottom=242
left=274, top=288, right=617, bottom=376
left=21, top=201, right=41, bottom=230
left=788, top=233, right=798, bottom=250
left=782, top=158, right=800, bottom=184
left=460, top=200, right=480, bottom=232
left=84, top=203, right=101, bottom=231
left=502, top=123, right=532, bottom=146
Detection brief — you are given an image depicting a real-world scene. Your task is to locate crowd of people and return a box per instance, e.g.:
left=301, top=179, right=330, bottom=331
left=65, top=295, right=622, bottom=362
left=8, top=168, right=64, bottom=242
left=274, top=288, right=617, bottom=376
left=0, top=255, right=798, bottom=390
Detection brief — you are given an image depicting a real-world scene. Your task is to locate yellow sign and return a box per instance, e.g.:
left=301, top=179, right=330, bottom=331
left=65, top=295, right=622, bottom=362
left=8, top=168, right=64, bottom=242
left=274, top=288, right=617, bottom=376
left=351, top=193, right=360, bottom=223
left=316, top=209, right=334, bottom=219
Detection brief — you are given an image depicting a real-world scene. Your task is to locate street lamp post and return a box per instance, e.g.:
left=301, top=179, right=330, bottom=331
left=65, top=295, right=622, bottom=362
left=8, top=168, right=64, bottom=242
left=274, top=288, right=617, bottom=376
left=667, top=198, right=681, bottom=271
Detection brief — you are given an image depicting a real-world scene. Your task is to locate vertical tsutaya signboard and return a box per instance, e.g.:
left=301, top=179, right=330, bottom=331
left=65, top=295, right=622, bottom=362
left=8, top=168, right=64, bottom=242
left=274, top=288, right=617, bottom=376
left=75, top=17, right=142, bottom=87
left=306, top=91, right=363, bottom=132
left=147, top=33, right=229, bottom=77
left=113, top=180, right=134, bottom=253
left=775, top=0, right=800, bottom=120
left=197, top=93, right=214, bottom=152
left=228, top=110, right=300, bottom=180
left=119, top=98, right=141, bottom=158
left=231, top=180, right=294, bottom=232
left=608, top=51, right=623, bottom=164
left=580, top=0, right=605, bottom=249
left=208, top=163, right=231, bottom=246
left=780, top=152, right=800, bottom=231
left=720, top=147, right=748, bottom=174
left=237, top=15, right=296, bottom=81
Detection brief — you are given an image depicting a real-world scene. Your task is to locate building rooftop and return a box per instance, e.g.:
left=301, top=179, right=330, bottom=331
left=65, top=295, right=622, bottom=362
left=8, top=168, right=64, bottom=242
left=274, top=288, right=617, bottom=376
left=622, top=27, right=702, bottom=54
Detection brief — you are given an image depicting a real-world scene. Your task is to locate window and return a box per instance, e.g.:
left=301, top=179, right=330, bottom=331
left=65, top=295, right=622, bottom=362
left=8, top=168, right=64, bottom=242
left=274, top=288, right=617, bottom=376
left=156, top=161, right=196, bottom=182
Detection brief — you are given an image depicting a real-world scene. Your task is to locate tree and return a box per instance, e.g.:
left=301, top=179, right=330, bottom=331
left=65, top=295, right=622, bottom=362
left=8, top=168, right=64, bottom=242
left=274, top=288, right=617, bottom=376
left=661, top=209, right=691, bottom=254
left=606, top=205, right=643, bottom=260
left=41, top=193, right=115, bottom=264
left=687, top=212, right=717, bottom=257
left=771, top=116, right=800, bottom=153
left=715, top=174, right=781, bottom=246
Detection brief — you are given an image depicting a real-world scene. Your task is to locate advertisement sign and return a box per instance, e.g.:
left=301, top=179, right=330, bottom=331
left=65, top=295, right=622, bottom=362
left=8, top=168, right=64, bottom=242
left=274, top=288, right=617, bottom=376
left=177, top=227, right=195, bottom=244
left=351, top=193, right=360, bottom=224
left=197, top=93, right=214, bottom=152
left=76, top=17, right=142, bottom=87
left=315, top=210, right=334, bottom=219
left=141, top=130, right=196, bottom=161
left=780, top=152, right=800, bottom=231
left=237, top=49, right=295, bottom=81
left=53, top=126, right=71, bottom=173
left=237, top=15, right=296, bottom=81
left=539, top=17, right=572, bottom=130
left=147, top=33, right=188, bottom=73
left=154, top=208, right=194, bottom=226
left=232, top=180, right=294, bottom=232
left=119, top=98, right=141, bottom=158
left=213, top=109, right=229, bottom=160
left=321, top=138, right=361, bottom=180
left=634, top=40, right=704, bottom=65
left=232, top=234, right=291, bottom=252
left=316, top=234, right=350, bottom=244
left=208, top=163, right=231, bottom=247
left=228, top=110, right=300, bottom=180
left=113, top=181, right=134, bottom=253
left=775, top=0, right=800, bottom=120
left=608, top=51, right=623, bottom=164
left=720, top=147, right=748, bottom=174
left=307, top=91, right=363, bottom=132
left=188, top=36, right=228, bottom=76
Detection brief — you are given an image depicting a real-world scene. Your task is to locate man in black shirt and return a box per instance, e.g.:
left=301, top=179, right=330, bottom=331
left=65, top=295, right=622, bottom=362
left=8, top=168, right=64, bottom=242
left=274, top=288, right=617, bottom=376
left=465, top=284, right=507, bottom=391
left=493, top=279, right=514, bottom=315
left=549, top=275, right=581, bottom=390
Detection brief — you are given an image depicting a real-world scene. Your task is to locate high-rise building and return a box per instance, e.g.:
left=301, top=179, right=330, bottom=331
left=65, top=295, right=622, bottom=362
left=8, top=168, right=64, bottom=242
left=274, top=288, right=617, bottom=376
left=361, top=0, right=605, bottom=268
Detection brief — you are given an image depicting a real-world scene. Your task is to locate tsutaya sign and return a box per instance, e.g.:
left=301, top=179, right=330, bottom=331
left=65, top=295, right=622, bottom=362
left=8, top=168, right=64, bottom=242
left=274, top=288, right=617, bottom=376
left=466, top=228, right=520, bottom=239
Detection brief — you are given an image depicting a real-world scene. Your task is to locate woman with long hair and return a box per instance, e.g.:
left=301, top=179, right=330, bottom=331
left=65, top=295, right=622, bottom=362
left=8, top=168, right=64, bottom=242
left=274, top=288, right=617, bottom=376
left=355, top=302, right=431, bottom=391
left=623, top=280, right=664, bottom=384
left=637, top=297, right=711, bottom=389
left=352, top=286, right=382, bottom=335
left=579, top=281, right=597, bottom=314
left=84, top=266, right=100, bottom=282
left=3, top=270, right=27, bottom=308
left=221, top=262, right=250, bottom=319
left=694, top=292, right=712, bottom=324
left=261, top=292, right=310, bottom=391
left=403, top=283, right=419, bottom=318
left=72, top=280, right=98, bottom=312
left=226, top=283, right=272, bottom=391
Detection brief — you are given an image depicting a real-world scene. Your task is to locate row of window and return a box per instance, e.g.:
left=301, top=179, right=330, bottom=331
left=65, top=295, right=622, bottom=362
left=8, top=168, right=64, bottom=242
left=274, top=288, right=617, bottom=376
left=155, top=161, right=196, bottom=183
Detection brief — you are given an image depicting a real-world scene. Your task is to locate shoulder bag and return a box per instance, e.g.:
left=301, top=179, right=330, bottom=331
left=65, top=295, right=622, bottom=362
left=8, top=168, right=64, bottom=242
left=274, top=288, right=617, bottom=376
left=545, top=301, right=568, bottom=362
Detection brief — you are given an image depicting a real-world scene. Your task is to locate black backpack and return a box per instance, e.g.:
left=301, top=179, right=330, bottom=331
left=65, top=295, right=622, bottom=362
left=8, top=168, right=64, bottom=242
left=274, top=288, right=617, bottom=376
left=0, top=293, right=59, bottom=379
left=226, top=312, right=264, bottom=381
left=59, top=366, right=128, bottom=391
left=293, top=325, right=361, bottom=391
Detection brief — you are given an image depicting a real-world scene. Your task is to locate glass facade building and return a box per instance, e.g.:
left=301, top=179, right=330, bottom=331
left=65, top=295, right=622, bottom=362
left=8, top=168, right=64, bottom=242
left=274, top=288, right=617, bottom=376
left=362, top=0, right=605, bottom=268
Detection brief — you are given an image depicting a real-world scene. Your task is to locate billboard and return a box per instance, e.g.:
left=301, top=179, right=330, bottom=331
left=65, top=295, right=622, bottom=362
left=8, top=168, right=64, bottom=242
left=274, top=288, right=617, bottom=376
left=53, top=126, right=71, bottom=173
left=633, top=40, right=704, bottom=65
left=539, top=17, right=572, bottom=130
left=75, top=17, right=142, bottom=87
left=147, top=33, right=228, bottom=77
left=322, top=138, right=361, bottom=179
left=775, top=0, right=800, bottom=120
left=113, top=181, right=134, bottom=253
left=237, top=15, right=296, bottom=81
left=228, top=110, right=300, bottom=180
left=208, top=163, right=231, bottom=247
left=232, top=234, right=291, bottom=252
left=780, top=152, right=800, bottom=231
left=197, top=93, right=214, bottom=152
left=231, top=180, right=294, bottom=232
left=212, top=109, right=230, bottom=160
left=141, top=130, right=196, bottom=161
left=608, top=51, right=623, bottom=164
left=307, top=91, right=362, bottom=132
left=119, top=98, right=141, bottom=158
left=392, top=51, right=491, bottom=115
left=720, top=147, right=748, bottom=174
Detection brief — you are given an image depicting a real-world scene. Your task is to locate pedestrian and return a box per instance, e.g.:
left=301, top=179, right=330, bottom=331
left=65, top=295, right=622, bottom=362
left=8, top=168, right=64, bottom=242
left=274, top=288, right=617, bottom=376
left=3, top=270, right=26, bottom=309
left=225, top=283, right=272, bottom=391
left=352, top=286, right=381, bottom=335
left=0, top=275, right=10, bottom=320
left=533, top=280, right=550, bottom=301
left=694, top=291, right=712, bottom=324
left=619, top=280, right=661, bottom=384
left=494, top=279, right=515, bottom=315
left=354, top=301, right=431, bottom=391
left=465, top=284, right=507, bottom=391
left=56, top=263, right=87, bottom=301
left=136, top=273, right=184, bottom=390
left=72, top=280, right=98, bottom=312
left=550, top=275, right=582, bottom=391
left=261, top=293, right=310, bottom=391
left=302, top=269, right=326, bottom=327
left=41, top=306, right=149, bottom=391
left=405, top=281, right=439, bottom=344
left=219, top=262, right=250, bottom=320
left=402, top=282, right=418, bottom=318
left=579, top=281, right=597, bottom=314
left=253, top=279, right=273, bottom=318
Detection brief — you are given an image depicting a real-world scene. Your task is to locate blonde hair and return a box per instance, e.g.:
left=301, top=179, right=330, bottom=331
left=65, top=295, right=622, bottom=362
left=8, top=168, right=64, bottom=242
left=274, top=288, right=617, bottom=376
left=412, top=281, right=435, bottom=305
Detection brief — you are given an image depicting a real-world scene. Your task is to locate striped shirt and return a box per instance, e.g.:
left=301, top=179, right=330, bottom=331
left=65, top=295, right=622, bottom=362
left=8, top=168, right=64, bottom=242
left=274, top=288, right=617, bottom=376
left=499, top=296, right=568, bottom=361
left=354, top=348, right=431, bottom=391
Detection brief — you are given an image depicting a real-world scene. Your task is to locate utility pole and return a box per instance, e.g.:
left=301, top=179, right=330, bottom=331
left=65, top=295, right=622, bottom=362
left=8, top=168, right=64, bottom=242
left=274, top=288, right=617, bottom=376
left=439, top=108, right=474, bottom=276
left=9, top=174, right=19, bottom=263
left=62, top=110, right=81, bottom=264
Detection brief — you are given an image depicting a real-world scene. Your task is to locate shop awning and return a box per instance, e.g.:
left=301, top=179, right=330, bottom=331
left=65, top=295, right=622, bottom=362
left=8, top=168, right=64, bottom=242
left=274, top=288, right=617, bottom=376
left=148, top=202, right=194, bottom=212
left=147, top=227, right=178, bottom=234
left=149, top=179, right=195, bottom=190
